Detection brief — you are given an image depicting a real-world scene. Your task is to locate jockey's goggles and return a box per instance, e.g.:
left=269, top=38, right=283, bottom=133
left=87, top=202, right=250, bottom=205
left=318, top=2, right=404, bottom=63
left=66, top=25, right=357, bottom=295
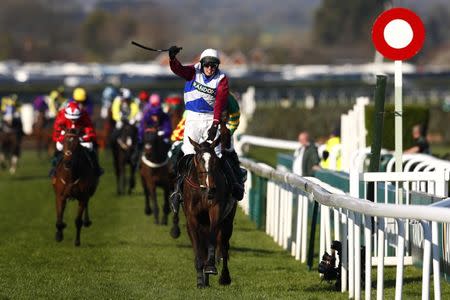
left=203, top=62, right=218, bottom=69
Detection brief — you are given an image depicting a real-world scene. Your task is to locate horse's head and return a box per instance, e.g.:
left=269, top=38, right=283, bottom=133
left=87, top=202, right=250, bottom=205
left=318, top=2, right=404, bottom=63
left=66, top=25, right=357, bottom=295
left=188, top=136, right=221, bottom=198
left=143, top=127, right=170, bottom=163
left=63, top=128, right=81, bottom=158
left=117, top=121, right=137, bottom=152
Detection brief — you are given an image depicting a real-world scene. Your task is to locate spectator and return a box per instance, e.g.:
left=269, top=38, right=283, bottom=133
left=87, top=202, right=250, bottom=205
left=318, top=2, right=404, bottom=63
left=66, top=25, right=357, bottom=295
left=404, top=124, right=430, bottom=154
left=320, top=127, right=342, bottom=170
left=293, top=131, right=321, bottom=176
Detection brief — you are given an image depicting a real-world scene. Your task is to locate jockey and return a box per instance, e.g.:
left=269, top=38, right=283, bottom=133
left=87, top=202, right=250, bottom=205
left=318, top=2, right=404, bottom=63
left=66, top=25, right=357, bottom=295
left=164, top=94, right=183, bottom=113
left=71, top=87, right=94, bottom=117
left=167, top=46, right=243, bottom=212
left=50, top=102, right=102, bottom=177
left=100, top=85, right=119, bottom=119
left=47, top=89, right=66, bottom=119
left=142, top=93, right=161, bottom=116
left=1, top=94, right=23, bottom=135
left=137, top=90, right=149, bottom=111
left=138, top=104, right=172, bottom=143
left=109, top=88, right=140, bottom=146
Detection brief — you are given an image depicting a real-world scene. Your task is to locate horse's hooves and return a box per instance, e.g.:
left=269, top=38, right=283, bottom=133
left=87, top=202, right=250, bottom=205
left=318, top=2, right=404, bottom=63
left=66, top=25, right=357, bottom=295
left=83, top=220, right=92, bottom=227
left=219, top=275, right=231, bottom=285
left=55, top=231, right=63, bottom=242
left=197, top=283, right=207, bottom=289
left=74, top=240, right=80, bottom=247
left=161, top=216, right=168, bottom=225
left=170, top=226, right=181, bottom=239
left=203, top=265, right=218, bottom=275
left=145, top=207, right=152, bottom=216
left=154, top=219, right=160, bottom=225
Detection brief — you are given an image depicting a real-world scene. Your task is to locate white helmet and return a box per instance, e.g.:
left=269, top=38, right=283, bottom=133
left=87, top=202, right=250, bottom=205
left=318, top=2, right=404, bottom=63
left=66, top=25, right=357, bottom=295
left=199, top=48, right=220, bottom=64
left=120, top=88, right=132, bottom=100
left=64, top=102, right=81, bottom=120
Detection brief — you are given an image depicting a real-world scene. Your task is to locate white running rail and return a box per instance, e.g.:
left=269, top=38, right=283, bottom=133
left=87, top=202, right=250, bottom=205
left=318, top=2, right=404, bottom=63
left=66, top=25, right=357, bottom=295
left=240, top=157, right=450, bottom=300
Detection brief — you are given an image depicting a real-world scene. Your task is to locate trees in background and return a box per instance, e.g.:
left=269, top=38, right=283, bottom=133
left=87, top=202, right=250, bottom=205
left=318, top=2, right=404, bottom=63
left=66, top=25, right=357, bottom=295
left=0, top=0, right=449, bottom=65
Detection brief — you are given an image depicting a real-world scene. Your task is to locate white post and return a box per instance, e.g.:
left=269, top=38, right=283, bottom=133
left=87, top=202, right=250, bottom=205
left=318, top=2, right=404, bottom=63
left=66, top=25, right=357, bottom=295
left=377, top=218, right=385, bottom=300
left=365, top=215, right=372, bottom=300
left=355, top=213, right=362, bottom=300
left=432, top=221, right=441, bottom=300
left=295, top=194, right=303, bottom=260
left=421, top=221, right=432, bottom=300
left=301, top=194, right=308, bottom=263
left=342, top=210, right=348, bottom=292
left=349, top=212, right=355, bottom=299
left=394, top=60, right=403, bottom=173
left=395, top=219, right=405, bottom=300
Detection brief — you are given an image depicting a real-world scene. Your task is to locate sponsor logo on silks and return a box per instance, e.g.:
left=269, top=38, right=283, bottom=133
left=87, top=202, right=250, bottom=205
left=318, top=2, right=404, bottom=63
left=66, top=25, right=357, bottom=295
left=193, top=81, right=216, bottom=96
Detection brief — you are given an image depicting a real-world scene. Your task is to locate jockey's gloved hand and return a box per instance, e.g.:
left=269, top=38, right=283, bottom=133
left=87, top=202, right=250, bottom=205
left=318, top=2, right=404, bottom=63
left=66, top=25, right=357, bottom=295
left=56, top=141, right=63, bottom=151
left=207, top=122, right=219, bottom=142
left=168, top=46, right=181, bottom=60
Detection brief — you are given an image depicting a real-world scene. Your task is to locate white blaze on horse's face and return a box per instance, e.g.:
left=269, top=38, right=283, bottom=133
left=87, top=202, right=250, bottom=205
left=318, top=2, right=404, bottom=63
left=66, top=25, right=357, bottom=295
left=201, top=152, right=211, bottom=189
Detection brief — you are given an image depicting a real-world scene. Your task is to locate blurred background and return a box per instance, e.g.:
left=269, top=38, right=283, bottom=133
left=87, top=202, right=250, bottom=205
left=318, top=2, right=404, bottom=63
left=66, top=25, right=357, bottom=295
left=1, top=0, right=449, bottom=150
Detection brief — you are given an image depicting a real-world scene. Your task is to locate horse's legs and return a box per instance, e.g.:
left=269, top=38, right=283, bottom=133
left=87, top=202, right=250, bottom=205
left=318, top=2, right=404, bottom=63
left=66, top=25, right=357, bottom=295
left=187, top=221, right=208, bottom=288
left=74, top=199, right=86, bottom=247
left=128, top=164, right=136, bottom=194
left=170, top=211, right=181, bottom=239
left=150, top=185, right=159, bottom=224
left=113, top=151, right=124, bottom=195
left=219, top=235, right=231, bottom=285
left=9, top=155, right=18, bottom=174
left=204, top=208, right=220, bottom=275
left=55, top=195, right=67, bottom=242
left=83, top=200, right=92, bottom=227
left=0, top=152, right=5, bottom=169
left=161, top=186, right=170, bottom=225
left=219, top=206, right=236, bottom=285
left=204, top=229, right=218, bottom=275
left=141, top=175, right=152, bottom=215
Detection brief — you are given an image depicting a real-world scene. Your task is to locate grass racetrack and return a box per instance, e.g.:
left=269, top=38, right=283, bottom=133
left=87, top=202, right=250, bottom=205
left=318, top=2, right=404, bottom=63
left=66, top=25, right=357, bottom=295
left=0, top=151, right=449, bottom=299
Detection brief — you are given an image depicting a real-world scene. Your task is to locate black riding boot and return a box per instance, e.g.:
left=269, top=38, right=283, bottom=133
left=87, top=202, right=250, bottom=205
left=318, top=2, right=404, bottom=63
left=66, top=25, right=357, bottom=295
left=221, top=155, right=245, bottom=201
left=169, top=154, right=192, bottom=213
left=88, top=150, right=103, bottom=177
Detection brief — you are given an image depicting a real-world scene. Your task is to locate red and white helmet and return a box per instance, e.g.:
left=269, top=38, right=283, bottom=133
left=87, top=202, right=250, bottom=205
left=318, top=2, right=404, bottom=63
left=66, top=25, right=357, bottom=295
left=64, top=102, right=81, bottom=120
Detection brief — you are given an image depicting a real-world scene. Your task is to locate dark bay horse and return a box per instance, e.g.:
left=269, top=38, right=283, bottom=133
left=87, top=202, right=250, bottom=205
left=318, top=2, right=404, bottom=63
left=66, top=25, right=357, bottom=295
left=33, top=111, right=53, bottom=158
left=112, top=121, right=138, bottom=195
left=183, top=137, right=237, bottom=288
left=0, top=118, right=22, bottom=174
left=139, top=127, right=173, bottom=225
left=52, top=128, right=99, bottom=246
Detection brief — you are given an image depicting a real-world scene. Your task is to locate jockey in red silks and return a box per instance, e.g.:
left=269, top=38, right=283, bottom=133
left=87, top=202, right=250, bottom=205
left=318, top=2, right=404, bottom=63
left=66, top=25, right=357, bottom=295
left=167, top=46, right=243, bottom=213
left=50, top=102, right=102, bottom=177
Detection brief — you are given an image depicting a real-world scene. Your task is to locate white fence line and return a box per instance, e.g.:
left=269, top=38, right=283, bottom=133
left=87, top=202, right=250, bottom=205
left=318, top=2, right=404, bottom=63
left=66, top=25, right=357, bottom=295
left=240, top=157, right=450, bottom=300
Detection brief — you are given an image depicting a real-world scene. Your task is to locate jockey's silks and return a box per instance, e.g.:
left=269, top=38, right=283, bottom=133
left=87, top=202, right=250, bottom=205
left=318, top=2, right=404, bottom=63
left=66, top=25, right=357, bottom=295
left=183, top=65, right=225, bottom=114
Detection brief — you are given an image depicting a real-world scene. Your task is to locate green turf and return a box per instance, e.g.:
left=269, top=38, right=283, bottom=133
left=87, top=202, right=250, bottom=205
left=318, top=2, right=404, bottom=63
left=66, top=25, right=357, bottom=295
left=0, top=151, right=448, bottom=299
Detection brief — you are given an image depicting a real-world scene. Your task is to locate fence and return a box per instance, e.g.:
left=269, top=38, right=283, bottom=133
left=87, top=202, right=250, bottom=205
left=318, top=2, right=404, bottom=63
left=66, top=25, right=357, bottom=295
left=240, top=157, right=450, bottom=300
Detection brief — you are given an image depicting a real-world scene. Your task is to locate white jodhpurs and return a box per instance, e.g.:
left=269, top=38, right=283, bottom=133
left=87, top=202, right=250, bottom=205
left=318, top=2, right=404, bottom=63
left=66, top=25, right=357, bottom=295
left=182, top=111, right=221, bottom=157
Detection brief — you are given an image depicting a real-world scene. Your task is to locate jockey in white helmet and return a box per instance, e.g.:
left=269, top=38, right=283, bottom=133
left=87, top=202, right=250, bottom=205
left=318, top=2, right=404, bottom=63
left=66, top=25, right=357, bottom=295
left=167, top=46, right=243, bottom=213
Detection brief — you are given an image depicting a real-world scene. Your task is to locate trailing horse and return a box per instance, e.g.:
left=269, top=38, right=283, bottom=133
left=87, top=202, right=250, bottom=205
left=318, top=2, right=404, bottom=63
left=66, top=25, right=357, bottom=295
left=0, top=118, right=22, bottom=174
left=182, top=136, right=237, bottom=288
left=52, top=128, right=99, bottom=246
left=33, top=111, right=53, bottom=158
left=112, top=121, right=138, bottom=195
left=139, top=127, right=173, bottom=226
